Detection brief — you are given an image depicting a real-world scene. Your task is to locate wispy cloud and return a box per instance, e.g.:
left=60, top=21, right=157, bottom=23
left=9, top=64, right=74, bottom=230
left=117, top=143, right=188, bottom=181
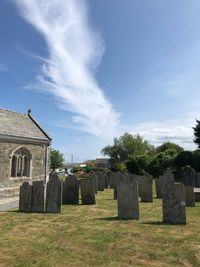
left=123, top=112, right=199, bottom=150
left=0, top=63, right=7, bottom=72
left=14, top=0, right=119, bottom=139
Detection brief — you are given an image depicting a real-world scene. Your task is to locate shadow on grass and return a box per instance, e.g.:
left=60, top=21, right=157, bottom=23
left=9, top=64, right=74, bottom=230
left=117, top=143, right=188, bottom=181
left=141, top=221, right=186, bottom=226
left=98, top=216, right=119, bottom=221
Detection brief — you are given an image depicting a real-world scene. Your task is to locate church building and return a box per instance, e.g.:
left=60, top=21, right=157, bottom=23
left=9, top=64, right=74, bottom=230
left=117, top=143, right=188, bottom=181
left=0, top=108, right=51, bottom=198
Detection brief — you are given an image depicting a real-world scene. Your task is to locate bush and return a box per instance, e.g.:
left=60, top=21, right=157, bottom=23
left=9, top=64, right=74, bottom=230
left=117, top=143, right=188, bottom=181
left=174, top=151, right=193, bottom=171
left=126, top=158, right=139, bottom=175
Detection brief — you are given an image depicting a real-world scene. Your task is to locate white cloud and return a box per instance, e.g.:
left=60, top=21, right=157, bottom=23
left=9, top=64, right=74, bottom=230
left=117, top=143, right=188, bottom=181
left=126, top=112, right=199, bottom=150
left=0, top=64, right=7, bottom=72
left=14, top=0, right=119, bottom=139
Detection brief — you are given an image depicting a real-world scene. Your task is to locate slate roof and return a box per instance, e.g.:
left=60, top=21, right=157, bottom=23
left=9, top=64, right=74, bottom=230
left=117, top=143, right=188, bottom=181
left=0, top=109, right=51, bottom=143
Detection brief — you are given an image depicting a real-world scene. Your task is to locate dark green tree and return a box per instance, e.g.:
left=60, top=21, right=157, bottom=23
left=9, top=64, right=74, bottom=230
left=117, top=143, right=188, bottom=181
left=193, top=119, right=200, bottom=148
left=173, top=151, right=193, bottom=171
left=50, top=148, right=65, bottom=171
left=156, top=142, right=184, bottom=155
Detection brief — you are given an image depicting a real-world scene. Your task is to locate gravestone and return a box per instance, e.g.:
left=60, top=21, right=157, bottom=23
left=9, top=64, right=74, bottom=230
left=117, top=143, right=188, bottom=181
left=46, top=174, right=62, bottom=213
left=79, top=177, right=96, bottom=205
left=155, top=177, right=163, bottom=198
left=194, top=172, right=200, bottom=187
left=109, top=172, right=117, bottom=189
left=62, top=175, right=79, bottom=204
left=87, top=173, right=98, bottom=194
left=114, top=172, right=124, bottom=200
left=194, top=188, right=200, bottom=202
left=105, top=174, right=109, bottom=188
left=32, top=181, right=45, bottom=213
left=162, top=169, right=174, bottom=184
left=19, top=181, right=32, bottom=212
left=181, top=166, right=195, bottom=207
left=162, top=183, right=186, bottom=224
left=97, top=172, right=105, bottom=191
left=117, top=175, right=139, bottom=220
left=140, top=175, right=153, bottom=202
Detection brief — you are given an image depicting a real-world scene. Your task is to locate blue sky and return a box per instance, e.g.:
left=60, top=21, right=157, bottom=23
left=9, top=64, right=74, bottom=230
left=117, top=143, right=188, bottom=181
left=0, top=0, right=200, bottom=162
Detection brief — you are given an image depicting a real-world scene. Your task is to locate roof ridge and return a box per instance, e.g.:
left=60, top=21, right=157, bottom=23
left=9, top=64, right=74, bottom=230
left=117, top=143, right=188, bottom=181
left=0, top=108, right=27, bottom=116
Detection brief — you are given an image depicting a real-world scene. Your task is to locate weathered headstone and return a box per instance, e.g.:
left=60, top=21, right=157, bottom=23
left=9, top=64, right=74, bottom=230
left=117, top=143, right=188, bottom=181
left=97, top=172, right=105, bottom=191
left=162, top=169, right=174, bottom=184
left=32, top=181, right=45, bottom=213
left=162, top=183, right=186, bottom=224
left=62, top=175, right=79, bottom=204
left=105, top=174, right=109, bottom=188
left=87, top=172, right=98, bottom=194
left=194, top=172, right=200, bottom=187
left=117, top=175, right=139, bottom=220
left=79, top=177, right=96, bottom=205
left=140, top=175, right=153, bottom=202
left=114, top=172, right=124, bottom=199
left=46, top=174, right=62, bottom=213
left=194, top=188, right=200, bottom=202
left=19, top=181, right=32, bottom=212
left=181, top=166, right=195, bottom=207
left=109, top=172, right=117, bottom=189
left=155, top=177, right=162, bottom=198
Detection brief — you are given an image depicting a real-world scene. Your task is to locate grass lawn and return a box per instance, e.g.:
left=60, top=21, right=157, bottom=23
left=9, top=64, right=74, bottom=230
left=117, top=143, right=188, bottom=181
left=0, top=186, right=200, bottom=267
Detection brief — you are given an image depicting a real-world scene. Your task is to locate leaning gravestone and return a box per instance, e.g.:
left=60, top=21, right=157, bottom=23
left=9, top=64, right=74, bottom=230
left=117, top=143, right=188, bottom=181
left=181, top=166, right=195, bottom=207
left=79, top=177, right=96, bottom=205
left=117, top=175, right=139, bottom=220
left=140, top=175, right=153, bottom=202
left=46, top=174, right=62, bottom=213
left=162, top=183, right=186, bottom=224
left=97, top=172, right=106, bottom=191
left=32, top=181, right=45, bottom=213
left=62, top=175, right=79, bottom=204
left=19, top=181, right=32, bottom=212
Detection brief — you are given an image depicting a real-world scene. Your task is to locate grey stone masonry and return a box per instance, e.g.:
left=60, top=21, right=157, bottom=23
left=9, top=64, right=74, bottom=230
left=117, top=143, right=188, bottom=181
left=79, top=177, right=96, bottom=205
left=117, top=175, right=139, bottom=220
left=97, top=172, right=105, bottom=191
left=62, top=175, right=79, bottom=204
left=46, top=174, right=62, bottom=213
left=32, top=181, right=45, bottom=212
left=19, top=181, right=32, bottom=212
left=162, top=183, right=186, bottom=224
left=185, top=186, right=195, bottom=207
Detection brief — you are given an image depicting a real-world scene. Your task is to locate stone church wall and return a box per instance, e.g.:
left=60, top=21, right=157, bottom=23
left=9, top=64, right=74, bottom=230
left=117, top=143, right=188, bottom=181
left=0, top=140, right=50, bottom=198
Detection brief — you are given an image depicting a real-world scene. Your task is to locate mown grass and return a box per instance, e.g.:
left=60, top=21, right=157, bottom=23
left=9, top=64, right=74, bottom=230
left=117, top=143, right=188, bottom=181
left=0, top=185, right=200, bottom=267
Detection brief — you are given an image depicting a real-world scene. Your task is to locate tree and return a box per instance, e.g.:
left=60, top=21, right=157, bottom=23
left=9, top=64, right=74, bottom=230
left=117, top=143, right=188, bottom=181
left=101, top=133, right=155, bottom=164
left=50, top=148, right=65, bottom=171
left=156, top=142, right=183, bottom=155
left=147, top=152, right=172, bottom=177
left=173, top=151, right=193, bottom=171
left=193, top=119, right=200, bottom=148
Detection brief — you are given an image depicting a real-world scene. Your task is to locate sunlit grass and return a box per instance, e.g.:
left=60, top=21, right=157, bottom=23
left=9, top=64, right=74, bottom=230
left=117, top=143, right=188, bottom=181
left=0, top=184, right=200, bottom=267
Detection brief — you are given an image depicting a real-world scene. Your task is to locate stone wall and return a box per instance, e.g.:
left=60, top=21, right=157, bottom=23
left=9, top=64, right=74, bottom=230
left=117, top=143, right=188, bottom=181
left=0, top=140, right=50, bottom=197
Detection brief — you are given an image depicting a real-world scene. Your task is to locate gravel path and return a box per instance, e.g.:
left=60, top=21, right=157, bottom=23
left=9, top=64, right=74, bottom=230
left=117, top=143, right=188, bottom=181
left=0, top=197, right=19, bottom=211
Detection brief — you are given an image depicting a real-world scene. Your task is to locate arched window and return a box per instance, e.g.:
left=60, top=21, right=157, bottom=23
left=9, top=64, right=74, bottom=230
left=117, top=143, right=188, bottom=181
left=11, top=147, right=32, bottom=177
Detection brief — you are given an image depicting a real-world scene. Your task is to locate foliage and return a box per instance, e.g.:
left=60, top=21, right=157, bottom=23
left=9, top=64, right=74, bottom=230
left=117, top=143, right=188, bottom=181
left=126, top=158, right=140, bottom=175
left=156, top=142, right=183, bottom=154
left=193, top=119, right=200, bottom=148
left=173, top=151, right=193, bottom=172
left=101, top=133, right=155, bottom=164
left=116, top=162, right=127, bottom=172
left=50, top=148, right=65, bottom=171
left=191, top=150, right=200, bottom=172
left=147, top=152, right=172, bottom=177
